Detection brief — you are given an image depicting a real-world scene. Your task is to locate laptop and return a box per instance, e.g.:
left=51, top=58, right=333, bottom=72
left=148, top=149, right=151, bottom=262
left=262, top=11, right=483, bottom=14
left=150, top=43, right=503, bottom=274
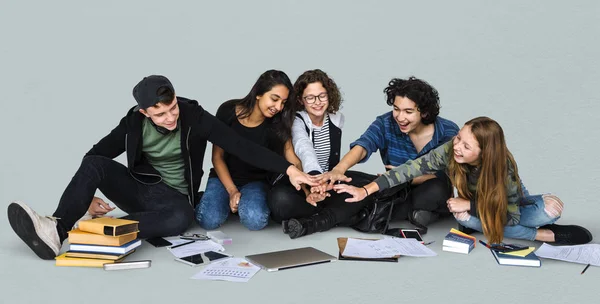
left=245, top=247, right=337, bottom=272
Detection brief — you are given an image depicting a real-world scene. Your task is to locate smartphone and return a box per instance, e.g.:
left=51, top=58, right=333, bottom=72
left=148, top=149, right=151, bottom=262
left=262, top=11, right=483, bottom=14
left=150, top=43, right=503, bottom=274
left=103, top=260, right=151, bottom=271
left=204, top=250, right=231, bottom=262
left=401, top=229, right=424, bottom=242
left=146, top=237, right=172, bottom=248
left=175, top=253, right=208, bottom=267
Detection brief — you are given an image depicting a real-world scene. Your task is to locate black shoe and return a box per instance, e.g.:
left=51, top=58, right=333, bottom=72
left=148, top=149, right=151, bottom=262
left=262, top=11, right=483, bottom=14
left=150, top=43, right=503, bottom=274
left=541, top=224, right=593, bottom=245
left=282, top=220, right=290, bottom=234
left=411, top=210, right=439, bottom=227
left=457, top=223, right=478, bottom=235
left=286, top=218, right=308, bottom=239
left=287, top=211, right=336, bottom=239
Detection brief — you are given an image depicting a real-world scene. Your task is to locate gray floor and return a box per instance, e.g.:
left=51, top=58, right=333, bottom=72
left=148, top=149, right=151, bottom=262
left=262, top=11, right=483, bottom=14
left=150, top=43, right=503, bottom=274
left=2, top=1, right=600, bottom=303
left=1, top=211, right=599, bottom=304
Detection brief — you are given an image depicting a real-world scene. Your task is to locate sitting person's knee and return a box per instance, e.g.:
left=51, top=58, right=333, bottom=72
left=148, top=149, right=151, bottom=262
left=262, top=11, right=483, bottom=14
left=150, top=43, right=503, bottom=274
left=543, top=194, right=564, bottom=219
left=239, top=207, right=269, bottom=231
left=195, top=210, right=224, bottom=230
left=427, top=177, right=453, bottom=199
left=162, top=207, right=194, bottom=236
left=81, top=155, right=110, bottom=169
left=267, top=188, right=296, bottom=222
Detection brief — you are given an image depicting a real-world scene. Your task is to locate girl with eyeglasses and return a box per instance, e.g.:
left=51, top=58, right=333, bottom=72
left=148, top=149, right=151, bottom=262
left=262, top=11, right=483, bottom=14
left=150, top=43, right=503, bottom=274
left=268, top=69, right=369, bottom=238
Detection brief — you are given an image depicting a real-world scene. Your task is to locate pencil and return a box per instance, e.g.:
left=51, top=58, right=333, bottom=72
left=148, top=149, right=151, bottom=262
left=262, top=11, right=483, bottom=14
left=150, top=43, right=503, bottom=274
left=170, top=240, right=196, bottom=249
left=581, top=264, right=591, bottom=275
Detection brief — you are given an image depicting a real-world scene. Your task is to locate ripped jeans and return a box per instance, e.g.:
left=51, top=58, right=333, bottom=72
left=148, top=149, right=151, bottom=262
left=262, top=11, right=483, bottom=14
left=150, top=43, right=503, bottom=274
left=455, top=194, right=562, bottom=241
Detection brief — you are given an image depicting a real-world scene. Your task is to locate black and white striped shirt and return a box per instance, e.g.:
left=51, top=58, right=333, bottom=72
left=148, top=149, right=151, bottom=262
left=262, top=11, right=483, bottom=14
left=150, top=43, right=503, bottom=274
left=312, top=115, right=331, bottom=172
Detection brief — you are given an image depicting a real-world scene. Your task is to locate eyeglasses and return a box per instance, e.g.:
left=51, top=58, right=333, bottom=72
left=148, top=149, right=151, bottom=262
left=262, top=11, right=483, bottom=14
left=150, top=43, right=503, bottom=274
left=180, top=233, right=210, bottom=241
left=302, top=92, right=328, bottom=104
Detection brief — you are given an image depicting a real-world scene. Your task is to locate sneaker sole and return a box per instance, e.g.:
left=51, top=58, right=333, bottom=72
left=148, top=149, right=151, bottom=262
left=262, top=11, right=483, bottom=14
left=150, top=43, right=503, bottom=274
left=7, top=203, right=57, bottom=260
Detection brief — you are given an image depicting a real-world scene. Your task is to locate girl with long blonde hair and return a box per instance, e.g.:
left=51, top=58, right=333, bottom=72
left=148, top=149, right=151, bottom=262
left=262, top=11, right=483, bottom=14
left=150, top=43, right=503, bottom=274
left=332, top=117, right=592, bottom=244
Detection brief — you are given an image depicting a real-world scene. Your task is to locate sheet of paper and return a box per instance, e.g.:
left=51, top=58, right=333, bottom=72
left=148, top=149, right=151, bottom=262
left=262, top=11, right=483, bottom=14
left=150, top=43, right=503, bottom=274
left=342, top=238, right=398, bottom=258
left=535, top=243, right=600, bottom=266
left=341, top=237, right=437, bottom=258
left=167, top=240, right=225, bottom=258
left=191, top=258, right=260, bottom=282
left=378, top=238, right=437, bottom=257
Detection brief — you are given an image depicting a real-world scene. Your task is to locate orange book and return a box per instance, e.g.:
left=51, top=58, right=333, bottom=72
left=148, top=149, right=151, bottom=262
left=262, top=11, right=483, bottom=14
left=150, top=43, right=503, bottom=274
left=449, top=228, right=476, bottom=246
left=78, top=217, right=139, bottom=236
left=55, top=253, right=124, bottom=267
left=68, top=229, right=138, bottom=246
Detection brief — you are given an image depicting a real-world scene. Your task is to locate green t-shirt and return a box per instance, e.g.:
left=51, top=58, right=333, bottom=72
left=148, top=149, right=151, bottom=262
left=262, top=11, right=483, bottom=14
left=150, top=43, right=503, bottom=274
left=141, top=119, right=188, bottom=195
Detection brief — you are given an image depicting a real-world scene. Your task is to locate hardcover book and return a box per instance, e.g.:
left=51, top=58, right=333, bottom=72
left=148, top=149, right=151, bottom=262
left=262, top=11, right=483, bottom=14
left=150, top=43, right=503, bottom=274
left=78, top=217, right=139, bottom=236
left=68, top=229, right=138, bottom=246
left=491, top=249, right=541, bottom=267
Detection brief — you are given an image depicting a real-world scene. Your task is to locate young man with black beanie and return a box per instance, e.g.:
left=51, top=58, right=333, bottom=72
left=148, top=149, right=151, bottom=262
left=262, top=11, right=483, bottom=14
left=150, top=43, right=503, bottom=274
left=7, top=75, right=318, bottom=260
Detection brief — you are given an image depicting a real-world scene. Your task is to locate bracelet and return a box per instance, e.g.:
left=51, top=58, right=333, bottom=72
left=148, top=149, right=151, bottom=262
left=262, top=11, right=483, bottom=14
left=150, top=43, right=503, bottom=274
left=362, top=186, right=369, bottom=196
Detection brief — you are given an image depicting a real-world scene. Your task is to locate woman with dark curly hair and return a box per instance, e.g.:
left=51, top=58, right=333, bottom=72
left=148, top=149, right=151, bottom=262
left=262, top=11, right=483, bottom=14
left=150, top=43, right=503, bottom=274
left=268, top=69, right=370, bottom=238
left=320, top=76, right=460, bottom=230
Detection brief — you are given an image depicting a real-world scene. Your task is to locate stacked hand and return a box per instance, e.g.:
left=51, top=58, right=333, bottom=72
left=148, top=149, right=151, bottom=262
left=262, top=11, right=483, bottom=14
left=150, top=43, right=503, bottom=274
left=332, top=184, right=366, bottom=203
left=287, top=165, right=321, bottom=190
left=317, top=169, right=352, bottom=190
left=305, top=192, right=330, bottom=206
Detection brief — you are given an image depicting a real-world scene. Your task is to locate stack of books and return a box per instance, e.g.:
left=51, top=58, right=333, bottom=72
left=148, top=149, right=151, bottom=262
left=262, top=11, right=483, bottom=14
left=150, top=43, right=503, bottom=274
left=442, top=228, right=476, bottom=254
left=55, top=217, right=142, bottom=267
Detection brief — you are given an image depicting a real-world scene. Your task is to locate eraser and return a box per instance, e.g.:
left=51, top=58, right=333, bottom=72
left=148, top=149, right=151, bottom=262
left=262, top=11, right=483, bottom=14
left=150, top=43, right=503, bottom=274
left=207, top=230, right=232, bottom=245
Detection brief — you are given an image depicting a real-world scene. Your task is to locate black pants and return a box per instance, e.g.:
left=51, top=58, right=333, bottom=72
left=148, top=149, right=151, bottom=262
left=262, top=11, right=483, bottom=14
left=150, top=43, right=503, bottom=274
left=391, top=173, right=453, bottom=220
left=267, top=171, right=374, bottom=225
left=52, top=155, right=193, bottom=242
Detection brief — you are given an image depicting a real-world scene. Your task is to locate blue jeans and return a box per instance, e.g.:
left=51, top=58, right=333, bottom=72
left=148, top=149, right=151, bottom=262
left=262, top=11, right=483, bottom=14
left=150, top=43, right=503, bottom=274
left=195, top=177, right=269, bottom=230
left=456, top=194, right=560, bottom=241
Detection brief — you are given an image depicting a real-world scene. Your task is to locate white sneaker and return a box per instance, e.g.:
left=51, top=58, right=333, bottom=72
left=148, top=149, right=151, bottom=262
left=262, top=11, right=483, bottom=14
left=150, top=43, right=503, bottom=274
left=7, top=201, right=61, bottom=260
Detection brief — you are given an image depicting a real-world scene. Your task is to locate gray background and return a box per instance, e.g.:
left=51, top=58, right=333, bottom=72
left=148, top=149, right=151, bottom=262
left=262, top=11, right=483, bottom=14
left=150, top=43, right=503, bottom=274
left=1, top=1, right=599, bottom=303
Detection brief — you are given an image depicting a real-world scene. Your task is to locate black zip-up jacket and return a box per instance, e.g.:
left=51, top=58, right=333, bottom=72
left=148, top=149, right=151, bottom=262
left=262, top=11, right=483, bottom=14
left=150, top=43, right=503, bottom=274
left=85, top=97, right=291, bottom=205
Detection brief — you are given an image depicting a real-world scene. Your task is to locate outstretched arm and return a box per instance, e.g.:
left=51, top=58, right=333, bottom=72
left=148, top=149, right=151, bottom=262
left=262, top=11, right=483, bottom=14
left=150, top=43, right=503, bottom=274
left=321, top=116, right=387, bottom=187
left=291, top=116, right=321, bottom=174
left=334, top=141, right=452, bottom=201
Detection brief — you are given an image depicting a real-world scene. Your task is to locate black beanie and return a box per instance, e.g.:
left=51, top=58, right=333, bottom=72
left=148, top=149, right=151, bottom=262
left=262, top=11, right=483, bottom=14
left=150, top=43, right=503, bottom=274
left=132, top=75, right=175, bottom=109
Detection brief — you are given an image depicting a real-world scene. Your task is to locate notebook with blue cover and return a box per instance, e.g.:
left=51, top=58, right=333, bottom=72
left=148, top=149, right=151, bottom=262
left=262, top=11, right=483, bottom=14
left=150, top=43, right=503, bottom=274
left=491, top=249, right=541, bottom=267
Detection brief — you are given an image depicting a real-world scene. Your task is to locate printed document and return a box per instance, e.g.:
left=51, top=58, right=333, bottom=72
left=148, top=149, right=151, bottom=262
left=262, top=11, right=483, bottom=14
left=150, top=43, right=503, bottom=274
left=535, top=243, right=600, bottom=266
left=342, top=237, right=437, bottom=258
left=191, top=258, right=260, bottom=282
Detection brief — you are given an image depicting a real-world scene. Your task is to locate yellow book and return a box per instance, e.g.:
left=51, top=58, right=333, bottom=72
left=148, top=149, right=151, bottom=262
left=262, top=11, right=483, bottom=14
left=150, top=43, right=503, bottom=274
left=68, top=229, right=138, bottom=246
left=78, top=217, right=139, bottom=236
left=502, top=247, right=536, bottom=257
left=55, top=253, right=123, bottom=267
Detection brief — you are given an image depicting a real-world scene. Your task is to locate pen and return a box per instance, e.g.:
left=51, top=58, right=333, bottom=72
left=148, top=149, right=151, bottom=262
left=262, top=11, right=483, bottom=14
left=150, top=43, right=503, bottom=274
left=479, top=240, right=490, bottom=248
left=581, top=264, right=591, bottom=275
left=170, top=240, right=196, bottom=249
left=424, top=241, right=435, bottom=246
